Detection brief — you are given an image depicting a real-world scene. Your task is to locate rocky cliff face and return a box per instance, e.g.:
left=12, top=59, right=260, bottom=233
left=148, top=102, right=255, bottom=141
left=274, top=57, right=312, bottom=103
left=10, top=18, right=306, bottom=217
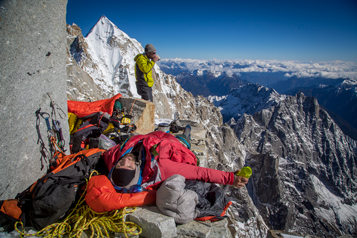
left=204, top=124, right=269, bottom=237
left=229, top=87, right=357, bottom=237
left=0, top=0, right=70, bottom=200
left=286, top=79, right=357, bottom=140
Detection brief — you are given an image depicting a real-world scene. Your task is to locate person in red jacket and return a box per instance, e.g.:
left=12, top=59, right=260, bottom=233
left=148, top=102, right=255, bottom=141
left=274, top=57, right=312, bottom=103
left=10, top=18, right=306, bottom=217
left=110, top=151, right=248, bottom=190
left=106, top=131, right=248, bottom=190
left=85, top=131, right=249, bottom=212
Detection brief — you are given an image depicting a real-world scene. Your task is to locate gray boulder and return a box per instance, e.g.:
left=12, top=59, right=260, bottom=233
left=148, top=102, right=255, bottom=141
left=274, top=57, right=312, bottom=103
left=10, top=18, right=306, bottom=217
left=127, top=206, right=177, bottom=238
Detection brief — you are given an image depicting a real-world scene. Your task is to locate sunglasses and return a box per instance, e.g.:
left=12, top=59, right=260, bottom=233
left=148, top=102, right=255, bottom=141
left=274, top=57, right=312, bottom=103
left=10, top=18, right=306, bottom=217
left=117, top=185, right=144, bottom=193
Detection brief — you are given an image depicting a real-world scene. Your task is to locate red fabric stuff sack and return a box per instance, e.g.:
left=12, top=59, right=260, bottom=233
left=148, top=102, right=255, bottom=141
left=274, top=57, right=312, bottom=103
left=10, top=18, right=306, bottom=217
left=67, top=93, right=122, bottom=118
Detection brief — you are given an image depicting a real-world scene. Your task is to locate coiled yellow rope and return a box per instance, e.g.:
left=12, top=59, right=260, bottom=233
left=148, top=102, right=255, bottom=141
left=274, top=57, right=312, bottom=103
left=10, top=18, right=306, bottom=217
left=15, top=171, right=142, bottom=238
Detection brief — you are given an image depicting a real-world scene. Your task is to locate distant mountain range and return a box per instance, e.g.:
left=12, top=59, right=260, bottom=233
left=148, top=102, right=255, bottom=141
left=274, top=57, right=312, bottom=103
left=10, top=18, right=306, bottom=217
left=176, top=70, right=247, bottom=97
left=159, top=60, right=357, bottom=140
left=267, top=76, right=345, bottom=94
left=207, top=83, right=357, bottom=237
left=264, top=76, right=357, bottom=139
left=158, top=58, right=357, bottom=89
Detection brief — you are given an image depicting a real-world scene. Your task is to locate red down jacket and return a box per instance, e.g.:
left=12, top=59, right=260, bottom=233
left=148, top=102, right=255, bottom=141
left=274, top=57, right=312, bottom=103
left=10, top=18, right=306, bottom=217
left=85, top=131, right=235, bottom=212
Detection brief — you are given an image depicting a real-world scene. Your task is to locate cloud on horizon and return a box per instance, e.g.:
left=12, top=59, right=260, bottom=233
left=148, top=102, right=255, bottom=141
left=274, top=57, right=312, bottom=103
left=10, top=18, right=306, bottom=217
left=158, top=59, right=357, bottom=80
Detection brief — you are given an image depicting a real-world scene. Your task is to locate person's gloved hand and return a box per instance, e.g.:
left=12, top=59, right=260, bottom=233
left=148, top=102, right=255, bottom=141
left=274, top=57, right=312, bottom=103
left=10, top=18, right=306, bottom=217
left=233, top=175, right=249, bottom=188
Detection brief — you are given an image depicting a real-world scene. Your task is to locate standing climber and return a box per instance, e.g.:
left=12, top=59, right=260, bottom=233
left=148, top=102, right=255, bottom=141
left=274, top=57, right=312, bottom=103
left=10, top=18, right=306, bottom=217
left=134, top=44, right=159, bottom=102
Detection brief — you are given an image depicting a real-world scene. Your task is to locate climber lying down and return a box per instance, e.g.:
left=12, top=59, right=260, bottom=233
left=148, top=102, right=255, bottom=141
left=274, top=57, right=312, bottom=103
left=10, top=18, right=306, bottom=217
left=85, top=131, right=249, bottom=222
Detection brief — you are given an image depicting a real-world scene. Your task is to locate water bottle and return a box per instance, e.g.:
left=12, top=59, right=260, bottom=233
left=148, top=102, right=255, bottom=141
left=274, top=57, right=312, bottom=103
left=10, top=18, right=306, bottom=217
left=235, top=166, right=252, bottom=179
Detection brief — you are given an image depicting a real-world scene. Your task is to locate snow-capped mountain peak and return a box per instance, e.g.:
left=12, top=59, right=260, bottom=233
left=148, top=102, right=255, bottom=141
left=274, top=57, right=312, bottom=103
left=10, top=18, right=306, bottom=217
left=209, top=83, right=287, bottom=122
left=85, top=15, right=146, bottom=97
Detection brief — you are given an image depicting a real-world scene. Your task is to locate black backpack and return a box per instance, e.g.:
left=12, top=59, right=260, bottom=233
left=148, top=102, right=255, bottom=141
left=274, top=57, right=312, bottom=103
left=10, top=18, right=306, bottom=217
left=15, top=148, right=105, bottom=230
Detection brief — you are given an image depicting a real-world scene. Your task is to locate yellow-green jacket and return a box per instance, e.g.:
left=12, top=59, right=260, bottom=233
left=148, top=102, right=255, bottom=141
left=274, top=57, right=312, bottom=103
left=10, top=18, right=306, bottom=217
left=134, top=53, right=155, bottom=87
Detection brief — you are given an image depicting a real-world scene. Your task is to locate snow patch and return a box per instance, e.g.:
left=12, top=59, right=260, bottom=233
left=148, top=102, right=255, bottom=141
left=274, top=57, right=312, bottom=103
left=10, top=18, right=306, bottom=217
left=311, top=175, right=357, bottom=223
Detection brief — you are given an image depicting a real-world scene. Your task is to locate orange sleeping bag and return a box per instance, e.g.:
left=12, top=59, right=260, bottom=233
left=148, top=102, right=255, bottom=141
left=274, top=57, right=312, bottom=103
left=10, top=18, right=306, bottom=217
left=85, top=175, right=156, bottom=213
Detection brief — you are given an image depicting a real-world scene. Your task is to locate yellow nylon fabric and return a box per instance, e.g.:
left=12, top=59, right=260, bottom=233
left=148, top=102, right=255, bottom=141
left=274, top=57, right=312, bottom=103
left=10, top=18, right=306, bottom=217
left=68, top=113, right=83, bottom=135
left=134, top=54, right=155, bottom=87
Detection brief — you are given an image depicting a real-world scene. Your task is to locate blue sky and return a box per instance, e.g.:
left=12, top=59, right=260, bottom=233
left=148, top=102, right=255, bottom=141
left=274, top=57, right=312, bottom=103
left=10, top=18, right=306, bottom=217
left=66, top=0, right=357, bottom=62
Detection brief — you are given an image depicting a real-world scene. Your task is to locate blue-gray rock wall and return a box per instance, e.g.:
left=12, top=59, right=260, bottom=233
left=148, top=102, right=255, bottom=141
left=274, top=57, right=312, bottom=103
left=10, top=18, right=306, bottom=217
left=0, top=0, right=69, bottom=200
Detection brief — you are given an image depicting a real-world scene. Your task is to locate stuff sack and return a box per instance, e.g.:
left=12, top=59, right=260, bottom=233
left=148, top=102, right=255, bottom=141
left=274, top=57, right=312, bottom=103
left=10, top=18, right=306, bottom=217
left=156, top=175, right=199, bottom=224
left=0, top=199, right=23, bottom=232
left=185, top=180, right=232, bottom=222
left=16, top=148, right=105, bottom=231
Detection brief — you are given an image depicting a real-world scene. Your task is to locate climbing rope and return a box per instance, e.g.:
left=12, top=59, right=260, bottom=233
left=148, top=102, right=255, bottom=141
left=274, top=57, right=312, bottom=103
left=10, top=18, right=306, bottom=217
left=15, top=171, right=142, bottom=238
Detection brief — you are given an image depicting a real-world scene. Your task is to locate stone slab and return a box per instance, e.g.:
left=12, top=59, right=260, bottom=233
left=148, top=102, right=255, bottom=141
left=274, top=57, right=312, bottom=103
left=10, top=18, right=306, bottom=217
left=177, top=220, right=212, bottom=238
left=208, top=219, right=233, bottom=238
left=119, top=97, right=155, bottom=135
left=127, top=206, right=177, bottom=238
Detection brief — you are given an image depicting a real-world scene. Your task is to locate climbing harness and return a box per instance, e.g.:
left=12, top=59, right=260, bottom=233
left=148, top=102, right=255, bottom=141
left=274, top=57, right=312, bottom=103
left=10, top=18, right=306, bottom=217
left=15, top=171, right=142, bottom=238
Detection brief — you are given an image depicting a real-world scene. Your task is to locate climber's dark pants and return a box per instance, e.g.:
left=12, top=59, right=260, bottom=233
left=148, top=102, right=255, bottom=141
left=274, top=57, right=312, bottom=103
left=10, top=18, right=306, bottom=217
left=136, top=83, right=153, bottom=102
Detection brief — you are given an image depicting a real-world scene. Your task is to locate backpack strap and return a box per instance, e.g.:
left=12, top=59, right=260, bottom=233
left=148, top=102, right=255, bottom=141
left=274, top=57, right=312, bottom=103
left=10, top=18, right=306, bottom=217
left=175, top=134, right=191, bottom=149
left=31, top=154, right=90, bottom=200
